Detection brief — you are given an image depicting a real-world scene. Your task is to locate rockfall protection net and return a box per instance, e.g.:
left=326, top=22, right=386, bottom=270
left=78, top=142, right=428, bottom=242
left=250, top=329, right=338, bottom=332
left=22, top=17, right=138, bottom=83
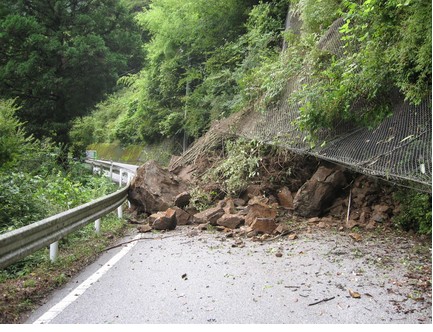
left=173, top=10, right=431, bottom=193
left=236, top=11, right=432, bottom=193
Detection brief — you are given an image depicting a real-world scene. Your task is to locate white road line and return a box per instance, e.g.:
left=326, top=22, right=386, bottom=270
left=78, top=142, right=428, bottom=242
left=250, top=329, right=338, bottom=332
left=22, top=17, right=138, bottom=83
left=33, top=234, right=141, bottom=324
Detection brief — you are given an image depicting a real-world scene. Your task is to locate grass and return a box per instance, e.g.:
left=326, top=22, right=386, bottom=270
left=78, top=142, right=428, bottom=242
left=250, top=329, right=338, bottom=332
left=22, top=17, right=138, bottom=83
left=0, top=212, right=133, bottom=324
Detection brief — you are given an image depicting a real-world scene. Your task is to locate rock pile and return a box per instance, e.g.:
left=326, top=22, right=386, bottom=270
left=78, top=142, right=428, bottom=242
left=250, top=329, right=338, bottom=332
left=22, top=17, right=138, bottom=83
left=129, top=161, right=398, bottom=238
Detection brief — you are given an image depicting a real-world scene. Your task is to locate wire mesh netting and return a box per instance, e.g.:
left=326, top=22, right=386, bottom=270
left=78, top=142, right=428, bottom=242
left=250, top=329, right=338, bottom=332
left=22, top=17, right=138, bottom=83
left=173, top=9, right=431, bottom=193
left=235, top=11, right=432, bottom=192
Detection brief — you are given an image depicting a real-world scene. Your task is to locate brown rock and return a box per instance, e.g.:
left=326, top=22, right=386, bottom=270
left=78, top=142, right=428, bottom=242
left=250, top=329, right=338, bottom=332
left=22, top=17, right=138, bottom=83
left=293, top=166, right=347, bottom=218
left=223, top=199, right=237, bottom=215
left=307, top=217, right=321, bottom=224
left=365, top=220, right=376, bottom=229
left=151, top=210, right=177, bottom=230
left=166, top=207, right=191, bottom=226
left=193, top=207, right=224, bottom=225
left=148, top=211, right=166, bottom=224
left=288, top=233, right=297, bottom=240
left=245, top=198, right=278, bottom=226
left=250, top=218, right=278, bottom=234
left=243, top=184, right=263, bottom=199
left=277, top=187, right=294, bottom=209
left=137, top=224, right=152, bottom=233
left=233, top=198, right=246, bottom=207
left=373, top=204, right=391, bottom=214
left=274, top=223, right=290, bottom=234
left=174, top=192, right=191, bottom=208
left=128, top=160, right=187, bottom=215
left=345, top=219, right=359, bottom=229
left=217, top=214, right=245, bottom=229
left=349, top=232, right=362, bottom=242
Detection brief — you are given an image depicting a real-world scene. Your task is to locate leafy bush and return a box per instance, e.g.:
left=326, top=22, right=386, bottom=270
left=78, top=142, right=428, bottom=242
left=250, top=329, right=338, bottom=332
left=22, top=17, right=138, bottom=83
left=0, top=98, right=117, bottom=233
left=0, top=99, right=35, bottom=168
left=393, top=189, right=432, bottom=235
left=206, top=138, right=267, bottom=195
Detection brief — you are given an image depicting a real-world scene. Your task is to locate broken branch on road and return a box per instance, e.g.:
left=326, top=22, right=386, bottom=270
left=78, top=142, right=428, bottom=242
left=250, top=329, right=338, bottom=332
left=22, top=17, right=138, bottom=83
left=308, top=296, right=336, bottom=306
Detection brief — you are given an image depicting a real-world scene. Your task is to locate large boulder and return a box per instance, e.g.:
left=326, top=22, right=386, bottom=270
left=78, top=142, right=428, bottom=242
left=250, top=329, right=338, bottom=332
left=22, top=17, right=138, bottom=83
left=293, top=165, right=347, bottom=218
left=128, top=160, right=188, bottom=215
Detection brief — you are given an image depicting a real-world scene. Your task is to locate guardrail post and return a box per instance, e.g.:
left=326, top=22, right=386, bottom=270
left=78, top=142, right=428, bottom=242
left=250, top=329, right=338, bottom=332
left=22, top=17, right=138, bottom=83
left=109, top=161, right=113, bottom=179
left=126, top=172, right=132, bottom=208
left=119, top=169, right=123, bottom=187
left=50, top=241, right=59, bottom=263
left=95, top=218, right=101, bottom=234
left=117, top=204, right=123, bottom=219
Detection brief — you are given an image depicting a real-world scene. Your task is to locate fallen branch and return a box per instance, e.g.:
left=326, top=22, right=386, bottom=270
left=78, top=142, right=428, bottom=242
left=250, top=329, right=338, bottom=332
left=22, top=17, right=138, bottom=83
left=103, top=234, right=178, bottom=251
left=308, top=296, right=335, bottom=306
left=263, top=226, right=308, bottom=242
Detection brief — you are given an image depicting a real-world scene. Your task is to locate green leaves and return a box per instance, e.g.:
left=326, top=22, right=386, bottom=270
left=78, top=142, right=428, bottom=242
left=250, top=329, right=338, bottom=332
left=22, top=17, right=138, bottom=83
left=0, top=100, right=34, bottom=168
left=0, top=0, right=143, bottom=143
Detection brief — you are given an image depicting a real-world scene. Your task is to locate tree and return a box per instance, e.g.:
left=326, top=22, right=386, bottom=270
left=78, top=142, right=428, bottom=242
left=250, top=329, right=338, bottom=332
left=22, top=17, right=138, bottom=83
left=0, top=0, right=143, bottom=144
left=134, top=0, right=258, bottom=142
left=0, top=99, right=34, bottom=168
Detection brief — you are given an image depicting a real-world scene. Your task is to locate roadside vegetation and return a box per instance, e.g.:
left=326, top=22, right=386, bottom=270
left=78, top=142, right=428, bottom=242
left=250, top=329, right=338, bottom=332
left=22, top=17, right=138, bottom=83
left=0, top=99, right=131, bottom=323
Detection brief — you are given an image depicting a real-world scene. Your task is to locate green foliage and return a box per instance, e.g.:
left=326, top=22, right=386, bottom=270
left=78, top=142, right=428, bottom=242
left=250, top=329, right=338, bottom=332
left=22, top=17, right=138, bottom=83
left=393, top=189, right=432, bottom=235
left=0, top=0, right=143, bottom=143
left=67, top=0, right=431, bottom=152
left=288, top=0, right=431, bottom=140
left=340, top=0, right=431, bottom=105
left=206, top=138, right=267, bottom=195
left=0, top=110, right=117, bottom=234
left=294, top=0, right=343, bottom=34
left=0, top=99, right=34, bottom=168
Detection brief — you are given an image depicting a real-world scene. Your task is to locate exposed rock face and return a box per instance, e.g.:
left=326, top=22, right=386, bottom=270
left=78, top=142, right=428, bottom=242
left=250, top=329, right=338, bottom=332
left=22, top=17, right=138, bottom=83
left=293, top=166, right=347, bottom=218
left=128, top=160, right=188, bottom=215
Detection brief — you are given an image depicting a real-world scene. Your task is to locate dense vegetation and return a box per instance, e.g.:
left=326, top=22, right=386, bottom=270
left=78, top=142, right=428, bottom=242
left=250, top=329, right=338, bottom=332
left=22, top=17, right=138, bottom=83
left=70, top=0, right=431, bottom=148
left=0, top=99, right=118, bottom=234
left=0, top=0, right=143, bottom=144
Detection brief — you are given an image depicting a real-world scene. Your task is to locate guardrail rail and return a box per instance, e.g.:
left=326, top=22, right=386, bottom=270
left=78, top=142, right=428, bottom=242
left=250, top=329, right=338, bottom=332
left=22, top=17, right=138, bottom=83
left=0, top=160, right=136, bottom=269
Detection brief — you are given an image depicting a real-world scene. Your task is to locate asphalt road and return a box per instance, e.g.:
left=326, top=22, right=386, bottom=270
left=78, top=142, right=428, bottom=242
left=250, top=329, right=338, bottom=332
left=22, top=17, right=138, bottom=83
left=25, top=225, right=431, bottom=324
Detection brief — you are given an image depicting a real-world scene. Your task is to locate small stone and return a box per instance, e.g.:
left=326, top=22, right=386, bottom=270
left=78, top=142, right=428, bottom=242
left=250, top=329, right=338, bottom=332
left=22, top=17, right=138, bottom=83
left=137, top=224, right=152, bottom=233
left=288, top=233, right=297, bottom=240
left=275, top=252, right=283, bottom=257
left=277, top=187, right=294, bottom=209
left=349, top=232, right=362, bottom=242
left=345, top=219, right=359, bottom=229
left=307, top=217, right=321, bottom=223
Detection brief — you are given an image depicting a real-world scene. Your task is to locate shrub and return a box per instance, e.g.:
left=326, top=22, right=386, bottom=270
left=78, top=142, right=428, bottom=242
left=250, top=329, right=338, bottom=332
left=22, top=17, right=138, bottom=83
left=393, top=189, right=432, bottom=235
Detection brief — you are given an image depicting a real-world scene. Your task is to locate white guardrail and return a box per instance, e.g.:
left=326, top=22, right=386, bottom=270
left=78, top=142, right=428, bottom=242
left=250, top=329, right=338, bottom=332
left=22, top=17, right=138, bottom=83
left=0, top=160, right=136, bottom=269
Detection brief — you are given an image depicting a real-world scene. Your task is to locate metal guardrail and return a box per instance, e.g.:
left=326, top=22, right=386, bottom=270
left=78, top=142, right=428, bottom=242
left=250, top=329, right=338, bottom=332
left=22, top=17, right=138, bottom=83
left=0, top=161, right=136, bottom=269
